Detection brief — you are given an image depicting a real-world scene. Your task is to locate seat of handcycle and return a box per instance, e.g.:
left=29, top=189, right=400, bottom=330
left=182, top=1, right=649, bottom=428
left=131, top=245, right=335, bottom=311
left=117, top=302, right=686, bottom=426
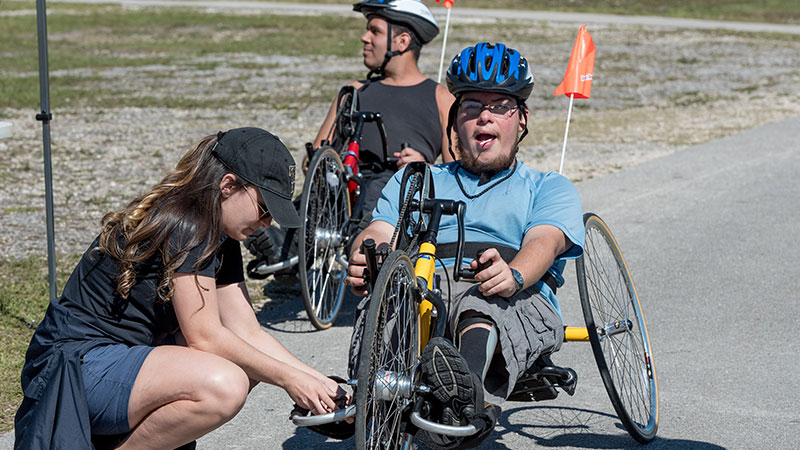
left=506, top=353, right=577, bottom=402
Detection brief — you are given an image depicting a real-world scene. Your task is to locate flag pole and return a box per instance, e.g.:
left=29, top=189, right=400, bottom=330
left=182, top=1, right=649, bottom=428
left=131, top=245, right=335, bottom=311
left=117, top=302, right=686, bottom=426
left=558, top=93, right=574, bottom=175
left=436, top=3, right=452, bottom=83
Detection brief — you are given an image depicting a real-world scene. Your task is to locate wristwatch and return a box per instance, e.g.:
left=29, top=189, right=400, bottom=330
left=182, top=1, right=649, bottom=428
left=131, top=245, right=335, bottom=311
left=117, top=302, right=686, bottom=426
left=509, top=268, right=525, bottom=296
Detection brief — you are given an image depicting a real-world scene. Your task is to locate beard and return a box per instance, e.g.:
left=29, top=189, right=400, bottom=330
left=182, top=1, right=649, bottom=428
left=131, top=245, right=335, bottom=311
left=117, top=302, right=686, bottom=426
left=455, top=134, right=518, bottom=185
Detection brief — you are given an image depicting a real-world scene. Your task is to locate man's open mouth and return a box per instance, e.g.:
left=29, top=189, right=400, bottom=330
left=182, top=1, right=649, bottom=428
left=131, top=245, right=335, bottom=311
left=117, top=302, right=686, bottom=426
left=475, top=132, right=496, bottom=149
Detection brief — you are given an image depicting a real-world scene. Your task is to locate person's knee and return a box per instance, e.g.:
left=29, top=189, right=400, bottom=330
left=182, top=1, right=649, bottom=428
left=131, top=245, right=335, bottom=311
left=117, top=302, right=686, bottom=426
left=457, top=312, right=495, bottom=335
left=201, top=363, right=249, bottom=421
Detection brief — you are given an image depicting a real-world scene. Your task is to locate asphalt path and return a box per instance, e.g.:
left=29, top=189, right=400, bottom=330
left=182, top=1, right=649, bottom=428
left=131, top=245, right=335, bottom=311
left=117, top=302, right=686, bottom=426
left=1, top=119, right=798, bottom=449
left=189, top=116, right=800, bottom=450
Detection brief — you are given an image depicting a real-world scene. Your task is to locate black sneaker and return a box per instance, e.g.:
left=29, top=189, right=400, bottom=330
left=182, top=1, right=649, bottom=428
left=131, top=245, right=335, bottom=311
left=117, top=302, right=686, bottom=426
left=420, top=337, right=482, bottom=426
left=244, top=226, right=282, bottom=263
left=244, top=226, right=299, bottom=284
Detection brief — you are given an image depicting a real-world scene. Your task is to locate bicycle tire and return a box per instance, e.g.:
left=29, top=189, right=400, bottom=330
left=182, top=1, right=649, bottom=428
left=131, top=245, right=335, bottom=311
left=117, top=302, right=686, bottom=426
left=298, top=147, right=350, bottom=330
left=576, top=213, right=659, bottom=443
left=355, top=250, right=420, bottom=450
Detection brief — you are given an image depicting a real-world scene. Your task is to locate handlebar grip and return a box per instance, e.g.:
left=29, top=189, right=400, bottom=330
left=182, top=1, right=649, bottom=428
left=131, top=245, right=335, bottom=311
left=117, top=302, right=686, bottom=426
left=362, top=239, right=378, bottom=287
left=460, top=268, right=476, bottom=279
left=475, top=248, right=492, bottom=273
left=459, top=248, right=492, bottom=281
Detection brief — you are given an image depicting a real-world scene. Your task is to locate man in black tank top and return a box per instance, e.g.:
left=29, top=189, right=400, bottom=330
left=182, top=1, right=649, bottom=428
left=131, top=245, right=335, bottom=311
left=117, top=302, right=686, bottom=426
left=245, top=0, right=454, bottom=281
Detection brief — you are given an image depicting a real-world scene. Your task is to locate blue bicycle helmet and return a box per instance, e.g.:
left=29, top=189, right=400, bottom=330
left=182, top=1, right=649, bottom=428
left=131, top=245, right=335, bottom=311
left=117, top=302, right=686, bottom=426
left=446, top=42, right=534, bottom=101
left=445, top=43, right=534, bottom=160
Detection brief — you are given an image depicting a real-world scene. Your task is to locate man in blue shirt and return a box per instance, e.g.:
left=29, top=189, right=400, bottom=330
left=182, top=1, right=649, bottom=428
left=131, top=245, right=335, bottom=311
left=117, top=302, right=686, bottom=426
left=346, top=43, right=585, bottom=448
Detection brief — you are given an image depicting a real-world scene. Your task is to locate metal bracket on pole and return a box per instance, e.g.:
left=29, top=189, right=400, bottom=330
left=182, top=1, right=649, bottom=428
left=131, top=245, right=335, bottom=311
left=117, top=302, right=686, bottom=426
left=36, top=112, right=53, bottom=122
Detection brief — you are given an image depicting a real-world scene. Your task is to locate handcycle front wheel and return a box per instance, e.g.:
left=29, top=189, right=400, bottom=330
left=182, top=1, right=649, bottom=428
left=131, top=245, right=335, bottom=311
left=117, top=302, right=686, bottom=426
left=576, top=213, right=659, bottom=443
left=298, top=147, right=351, bottom=330
left=355, top=250, right=421, bottom=450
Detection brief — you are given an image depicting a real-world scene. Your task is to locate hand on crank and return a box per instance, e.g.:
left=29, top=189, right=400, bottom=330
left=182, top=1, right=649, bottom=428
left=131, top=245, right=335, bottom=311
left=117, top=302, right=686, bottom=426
left=345, top=248, right=369, bottom=296
left=392, top=146, right=425, bottom=169
left=471, top=248, right=517, bottom=298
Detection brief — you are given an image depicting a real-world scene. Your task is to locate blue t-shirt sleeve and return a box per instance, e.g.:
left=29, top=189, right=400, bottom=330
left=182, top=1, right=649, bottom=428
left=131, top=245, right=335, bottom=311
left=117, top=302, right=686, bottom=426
left=527, top=172, right=585, bottom=259
left=371, top=168, right=405, bottom=225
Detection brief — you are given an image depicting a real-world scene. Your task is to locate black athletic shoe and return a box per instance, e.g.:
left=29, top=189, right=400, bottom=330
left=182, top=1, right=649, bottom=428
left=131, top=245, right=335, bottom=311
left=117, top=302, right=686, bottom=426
left=244, top=226, right=299, bottom=284
left=420, top=337, right=482, bottom=425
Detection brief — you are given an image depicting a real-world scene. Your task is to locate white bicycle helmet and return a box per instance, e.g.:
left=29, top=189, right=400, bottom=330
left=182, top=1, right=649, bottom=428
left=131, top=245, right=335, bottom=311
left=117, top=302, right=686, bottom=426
left=353, top=0, right=439, bottom=79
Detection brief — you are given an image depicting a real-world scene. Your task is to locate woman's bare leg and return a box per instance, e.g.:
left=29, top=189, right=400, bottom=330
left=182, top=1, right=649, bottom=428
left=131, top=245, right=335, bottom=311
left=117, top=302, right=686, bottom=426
left=118, top=346, right=250, bottom=449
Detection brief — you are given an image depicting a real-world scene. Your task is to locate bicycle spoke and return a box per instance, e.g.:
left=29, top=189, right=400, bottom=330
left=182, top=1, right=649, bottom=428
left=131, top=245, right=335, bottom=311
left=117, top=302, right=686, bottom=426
left=361, top=254, right=419, bottom=449
left=299, top=149, right=349, bottom=329
left=579, top=214, right=657, bottom=443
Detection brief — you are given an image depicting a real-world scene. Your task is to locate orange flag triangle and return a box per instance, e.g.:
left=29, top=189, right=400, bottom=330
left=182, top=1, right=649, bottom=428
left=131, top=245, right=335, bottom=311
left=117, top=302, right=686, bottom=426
left=553, top=25, right=595, bottom=99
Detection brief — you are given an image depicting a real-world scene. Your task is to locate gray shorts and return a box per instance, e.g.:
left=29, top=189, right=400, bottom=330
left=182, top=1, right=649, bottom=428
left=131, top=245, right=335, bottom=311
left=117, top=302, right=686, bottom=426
left=443, top=272, right=564, bottom=405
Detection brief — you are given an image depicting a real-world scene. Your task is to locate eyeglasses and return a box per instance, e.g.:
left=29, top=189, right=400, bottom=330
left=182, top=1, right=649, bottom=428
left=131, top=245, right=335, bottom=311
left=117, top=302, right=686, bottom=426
left=244, top=186, right=271, bottom=221
left=458, top=100, right=519, bottom=118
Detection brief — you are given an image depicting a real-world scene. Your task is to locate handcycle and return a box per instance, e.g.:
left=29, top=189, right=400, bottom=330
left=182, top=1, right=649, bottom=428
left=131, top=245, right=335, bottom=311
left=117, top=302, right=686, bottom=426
left=259, top=85, right=399, bottom=330
left=292, top=162, right=659, bottom=447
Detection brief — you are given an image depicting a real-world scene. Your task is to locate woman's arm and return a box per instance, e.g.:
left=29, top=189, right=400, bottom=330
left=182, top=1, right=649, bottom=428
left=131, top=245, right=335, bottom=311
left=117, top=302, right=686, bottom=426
left=172, top=274, right=339, bottom=413
left=215, top=281, right=332, bottom=382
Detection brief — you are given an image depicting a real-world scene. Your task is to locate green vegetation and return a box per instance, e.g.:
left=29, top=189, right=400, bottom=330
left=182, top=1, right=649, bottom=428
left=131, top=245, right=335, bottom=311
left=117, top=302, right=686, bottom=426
left=282, top=0, right=800, bottom=24
left=0, top=254, right=80, bottom=432
left=457, top=0, right=800, bottom=24
left=1, top=1, right=363, bottom=110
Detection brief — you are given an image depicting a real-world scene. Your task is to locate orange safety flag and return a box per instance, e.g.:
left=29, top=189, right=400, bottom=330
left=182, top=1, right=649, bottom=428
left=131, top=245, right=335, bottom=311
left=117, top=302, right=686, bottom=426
left=553, top=25, right=595, bottom=99
left=435, top=0, right=454, bottom=8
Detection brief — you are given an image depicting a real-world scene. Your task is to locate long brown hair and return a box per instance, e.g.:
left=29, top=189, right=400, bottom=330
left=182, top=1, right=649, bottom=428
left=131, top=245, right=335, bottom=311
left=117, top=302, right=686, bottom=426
left=97, top=134, right=236, bottom=302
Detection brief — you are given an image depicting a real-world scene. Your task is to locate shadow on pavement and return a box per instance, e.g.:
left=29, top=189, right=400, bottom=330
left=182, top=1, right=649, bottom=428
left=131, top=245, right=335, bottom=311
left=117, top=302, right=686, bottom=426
left=281, top=428, right=353, bottom=450
left=255, top=280, right=361, bottom=333
left=496, top=404, right=724, bottom=449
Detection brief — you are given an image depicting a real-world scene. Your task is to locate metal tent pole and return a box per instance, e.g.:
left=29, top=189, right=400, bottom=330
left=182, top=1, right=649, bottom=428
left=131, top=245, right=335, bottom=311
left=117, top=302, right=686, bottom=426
left=35, top=0, right=58, bottom=299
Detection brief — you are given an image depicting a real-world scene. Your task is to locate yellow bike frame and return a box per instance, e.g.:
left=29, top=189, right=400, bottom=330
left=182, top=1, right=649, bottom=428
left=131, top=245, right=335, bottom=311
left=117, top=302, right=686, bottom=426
left=412, top=240, right=589, bottom=351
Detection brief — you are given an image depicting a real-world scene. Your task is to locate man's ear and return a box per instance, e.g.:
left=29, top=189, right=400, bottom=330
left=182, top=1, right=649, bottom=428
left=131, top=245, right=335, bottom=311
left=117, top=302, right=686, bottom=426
left=518, top=108, right=529, bottom=133
left=219, top=173, right=238, bottom=197
left=394, top=31, right=412, bottom=53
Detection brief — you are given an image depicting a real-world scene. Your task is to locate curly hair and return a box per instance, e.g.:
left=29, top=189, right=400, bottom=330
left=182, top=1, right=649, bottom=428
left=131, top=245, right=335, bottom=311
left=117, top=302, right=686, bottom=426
left=97, top=134, right=238, bottom=302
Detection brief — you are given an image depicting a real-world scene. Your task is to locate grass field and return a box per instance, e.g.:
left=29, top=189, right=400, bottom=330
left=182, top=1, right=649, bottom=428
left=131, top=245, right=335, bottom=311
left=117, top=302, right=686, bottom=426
left=281, top=0, right=800, bottom=24
left=1, top=0, right=799, bottom=435
left=0, top=255, right=79, bottom=432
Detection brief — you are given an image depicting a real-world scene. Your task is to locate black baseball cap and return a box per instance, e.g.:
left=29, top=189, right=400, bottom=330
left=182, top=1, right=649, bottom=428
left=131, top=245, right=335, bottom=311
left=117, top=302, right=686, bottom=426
left=212, top=127, right=301, bottom=228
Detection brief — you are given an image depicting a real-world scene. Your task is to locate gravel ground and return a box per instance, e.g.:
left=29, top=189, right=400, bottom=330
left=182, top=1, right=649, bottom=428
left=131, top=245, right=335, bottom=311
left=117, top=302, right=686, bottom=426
left=2, top=5, right=799, bottom=263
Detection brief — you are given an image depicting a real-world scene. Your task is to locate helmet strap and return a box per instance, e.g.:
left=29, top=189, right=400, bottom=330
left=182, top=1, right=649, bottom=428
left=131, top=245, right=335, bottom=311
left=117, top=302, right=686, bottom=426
left=445, top=98, right=460, bottom=161
left=366, top=21, right=413, bottom=81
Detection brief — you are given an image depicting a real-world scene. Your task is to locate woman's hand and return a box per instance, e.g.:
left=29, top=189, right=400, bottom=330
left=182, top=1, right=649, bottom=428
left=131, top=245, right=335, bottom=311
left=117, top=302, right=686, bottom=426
left=471, top=248, right=517, bottom=298
left=283, top=370, right=340, bottom=415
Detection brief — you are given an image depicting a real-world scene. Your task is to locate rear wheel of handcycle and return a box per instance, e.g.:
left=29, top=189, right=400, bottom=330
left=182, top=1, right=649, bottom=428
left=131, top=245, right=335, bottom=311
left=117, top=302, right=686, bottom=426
left=576, top=213, right=659, bottom=443
left=298, top=147, right=350, bottom=330
left=355, top=250, right=420, bottom=450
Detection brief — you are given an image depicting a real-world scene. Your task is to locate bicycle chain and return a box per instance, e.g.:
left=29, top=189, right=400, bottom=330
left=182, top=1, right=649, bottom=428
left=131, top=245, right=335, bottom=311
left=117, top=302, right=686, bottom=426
left=388, top=173, right=420, bottom=251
